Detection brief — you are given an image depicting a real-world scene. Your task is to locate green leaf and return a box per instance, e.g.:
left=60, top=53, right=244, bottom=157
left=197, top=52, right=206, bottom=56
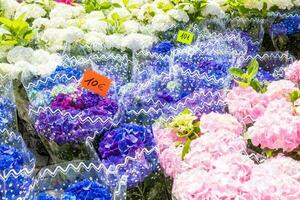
left=100, top=2, right=111, bottom=9
left=127, top=3, right=138, bottom=9
left=181, top=139, right=191, bottom=160
left=234, top=79, right=249, bottom=87
left=289, top=90, right=300, bottom=104
left=250, top=79, right=266, bottom=93
left=246, top=59, right=259, bottom=80
left=123, top=0, right=129, bottom=6
left=229, top=67, right=244, bottom=77
left=101, top=18, right=115, bottom=26
left=111, top=12, right=120, bottom=21
left=112, top=3, right=122, bottom=8
left=0, top=17, right=12, bottom=27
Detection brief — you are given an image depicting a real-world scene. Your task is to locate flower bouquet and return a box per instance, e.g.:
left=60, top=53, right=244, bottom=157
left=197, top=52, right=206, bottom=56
left=63, top=51, right=133, bottom=88
left=227, top=59, right=300, bottom=160
left=197, top=15, right=264, bottom=56
left=33, top=161, right=127, bottom=200
left=132, top=49, right=173, bottom=83
left=235, top=52, right=295, bottom=84
left=0, top=129, right=35, bottom=199
left=0, top=75, right=16, bottom=132
left=23, top=66, right=122, bottom=162
left=269, top=13, right=300, bottom=58
left=89, top=122, right=172, bottom=199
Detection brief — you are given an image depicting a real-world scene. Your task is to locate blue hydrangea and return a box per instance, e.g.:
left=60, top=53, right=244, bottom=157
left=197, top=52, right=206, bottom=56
left=270, top=16, right=300, bottom=37
left=0, top=98, right=16, bottom=131
left=150, top=41, right=174, bottom=54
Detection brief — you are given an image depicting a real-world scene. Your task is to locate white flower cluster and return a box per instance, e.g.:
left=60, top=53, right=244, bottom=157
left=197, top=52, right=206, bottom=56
left=0, top=46, right=61, bottom=79
left=0, top=0, right=217, bottom=53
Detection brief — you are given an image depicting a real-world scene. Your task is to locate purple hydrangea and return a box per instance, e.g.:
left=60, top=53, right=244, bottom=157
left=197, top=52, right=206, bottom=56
left=98, top=124, right=157, bottom=187
left=35, top=89, right=119, bottom=144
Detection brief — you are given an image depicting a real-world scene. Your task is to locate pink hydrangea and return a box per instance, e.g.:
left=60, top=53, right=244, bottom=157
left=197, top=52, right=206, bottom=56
left=245, top=157, right=300, bottom=199
left=248, top=99, right=300, bottom=152
left=153, top=125, right=178, bottom=153
left=265, top=80, right=296, bottom=100
left=184, top=130, right=246, bottom=161
left=172, top=153, right=255, bottom=200
left=226, top=86, right=268, bottom=125
left=200, top=112, right=244, bottom=136
left=256, top=156, right=300, bottom=182
left=285, top=60, right=300, bottom=84
left=158, top=145, right=187, bottom=178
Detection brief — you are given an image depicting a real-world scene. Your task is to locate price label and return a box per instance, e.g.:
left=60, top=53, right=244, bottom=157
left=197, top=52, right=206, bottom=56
left=80, top=69, right=112, bottom=97
left=177, top=30, right=194, bottom=45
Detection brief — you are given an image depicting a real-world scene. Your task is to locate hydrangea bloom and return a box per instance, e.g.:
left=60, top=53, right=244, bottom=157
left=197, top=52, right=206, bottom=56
left=98, top=123, right=157, bottom=187
left=200, top=112, right=243, bottom=136
left=248, top=99, right=300, bottom=152
left=265, top=79, right=297, bottom=100
left=285, top=60, right=300, bottom=84
left=226, top=86, right=268, bottom=125
left=0, top=145, right=32, bottom=200
left=0, top=97, right=16, bottom=131
left=35, top=89, right=119, bottom=144
left=37, top=180, right=112, bottom=200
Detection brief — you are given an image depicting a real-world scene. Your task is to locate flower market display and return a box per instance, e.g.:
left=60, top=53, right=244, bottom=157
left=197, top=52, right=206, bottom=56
left=1, top=0, right=300, bottom=199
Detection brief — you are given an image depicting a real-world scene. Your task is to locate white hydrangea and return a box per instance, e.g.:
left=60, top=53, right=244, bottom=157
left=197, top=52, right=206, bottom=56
left=6, top=46, right=34, bottom=64
left=15, top=3, right=46, bottom=19
left=123, top=20, right=140, bottom=33
left=32, top=18, right=50, bottom=29
left=84, top=32, right=106, bottom=51
left=151, top=13, right=174, bottom=31
left=243, top=0, right=264, bottom=10
left=167, top=9, right=189, bottom=22
left=266, top=0, right=294, bottom=9
left=86, top=11, right=105, bottom=19
left=137, top=3, right=160, bottom=21
left=49, top=4, right=74, bottom=19
left=294, top=0, right=300, bottom=6
left=48, top=17, right=68, bottom=28
left=62, top=26, right=84, bottom=43
left=0, top=0, right=19, bottom=18
left=83, top=18, right=108, bottom=33
left=108, top=7, right=131, bottom=18
left=28, top=52, right=61, bottom=76
left=121, top=33, right=157, bottom=51
left=40, top=28, right=65, bottom=43
left=0, top=63, right=22, bottom=79
left=104, top=34, right=123, bottom=50
left=202, top=0, right=226, bottom=16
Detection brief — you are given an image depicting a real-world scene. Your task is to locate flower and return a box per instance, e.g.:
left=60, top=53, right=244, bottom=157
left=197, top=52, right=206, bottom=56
left=248, top=99, right=300, bottom=152
left=54, top=0, right=74, bottom=6
left=172, top=153, right=254, bottom=200
left=150, top=41, right=174, bottom=54
left=0, top=144, right=33, bottom=200
left=167, top=9, right=189, bottom=22
left=34, top=89, right=119, bottom=144
left=265, top=80, right=297, bottom=100
left=0, top=97, right=16, bottom=131
left=200, top=112, right=243, bottom=136
left=226, top=86, right=268, bottom=125
left=285, top=60, right=300, bottom=84
left=98, top=123, right=157, bottom=187
left=64, top=179, right=112, bottom=200
left=15, top=3, right=46, bottom=20
left=37, top=180, right=112, bottom=200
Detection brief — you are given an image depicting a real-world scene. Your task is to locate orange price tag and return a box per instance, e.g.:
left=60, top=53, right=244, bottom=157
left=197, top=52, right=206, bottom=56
left=80, top=69, right=112, bottom=97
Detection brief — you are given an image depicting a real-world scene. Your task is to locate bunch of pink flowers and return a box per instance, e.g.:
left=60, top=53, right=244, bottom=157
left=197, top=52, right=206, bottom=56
left=154, top=112, right=300, bottom=199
